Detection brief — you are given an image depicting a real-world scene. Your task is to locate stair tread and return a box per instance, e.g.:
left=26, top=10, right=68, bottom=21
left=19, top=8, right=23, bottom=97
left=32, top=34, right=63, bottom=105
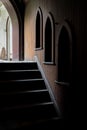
left=0, top=78, right=43, bottom=82
left=0, top=89, right=48, bottom=95
left=0, top=103, right=58, bottom=120
left=0, top=70, right=42, bottom=80
left=0, top=79, right=46, bottom=92
left=0, top=89, right=51, bottom=108
left=1, top=102, right=54, bottom=111
left=0, top=61, right=36, bottom=63
left=12, top=117, right=61, bottom=129
left=0, top=117, right=62, bottom=130
left=0, top=62, right=38, bottom=70
left=0, top=69, right=39, bottom=72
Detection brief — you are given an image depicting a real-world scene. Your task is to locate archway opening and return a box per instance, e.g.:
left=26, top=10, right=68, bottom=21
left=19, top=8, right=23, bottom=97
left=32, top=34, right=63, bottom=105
left=0, top=0, right=19, bottom=61
left=0, top=3, right=12, bottom=60
left=58, top=26, right=71, bottom=83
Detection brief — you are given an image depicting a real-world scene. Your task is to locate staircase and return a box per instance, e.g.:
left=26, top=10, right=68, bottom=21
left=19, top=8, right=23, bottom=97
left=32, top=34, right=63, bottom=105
left=0, top=61, right=62, bottom=129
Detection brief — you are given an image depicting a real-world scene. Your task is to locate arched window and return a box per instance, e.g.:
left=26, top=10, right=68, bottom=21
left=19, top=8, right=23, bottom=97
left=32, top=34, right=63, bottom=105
left=6, top=16, right=12, bottom=60
left=35, top=7, right=43, bottom=50
left=44, top=13, right=55, bottom=64
left=57, top=22, right=72, bottom=85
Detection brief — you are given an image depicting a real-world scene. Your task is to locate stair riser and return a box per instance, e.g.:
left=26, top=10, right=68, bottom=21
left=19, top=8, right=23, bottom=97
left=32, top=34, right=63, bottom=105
left=0, top=80, right=46, bottom=92
left=0, top=71, right=41, bottom=80
left=0, top=91, right=51, bottom=108
left=0, top=104, right=57, bottom=120
left=0, top=63, right=38, bottom=70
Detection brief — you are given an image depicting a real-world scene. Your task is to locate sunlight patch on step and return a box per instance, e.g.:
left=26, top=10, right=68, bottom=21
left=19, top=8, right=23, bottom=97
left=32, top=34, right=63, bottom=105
left=0, top=60, right=35, bottom=63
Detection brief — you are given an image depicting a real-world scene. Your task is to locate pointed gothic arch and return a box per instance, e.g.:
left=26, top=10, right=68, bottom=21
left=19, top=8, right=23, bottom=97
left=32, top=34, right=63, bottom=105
left=44, top=13, right=55, bottom=64
left=35, top=7, right=43, bottom=50
left=6, top=16, right=12, bottom=60
left=57, top=21, right=72, bottom=86
left=0, top=0, right=19, bottom=60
